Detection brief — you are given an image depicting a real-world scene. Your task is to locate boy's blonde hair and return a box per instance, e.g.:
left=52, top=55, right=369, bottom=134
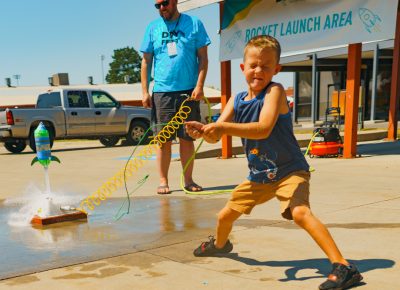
left=244, top=35, right=281, bottom=63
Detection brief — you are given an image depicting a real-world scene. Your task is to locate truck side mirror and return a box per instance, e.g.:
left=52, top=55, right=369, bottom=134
left=116, top=102, right=121, bottom=109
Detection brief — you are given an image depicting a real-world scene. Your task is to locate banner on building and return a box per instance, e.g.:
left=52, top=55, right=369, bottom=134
left=220, top=0, right=399, bottom=61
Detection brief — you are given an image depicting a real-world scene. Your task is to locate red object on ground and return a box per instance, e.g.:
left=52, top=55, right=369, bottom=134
left=31, top=211, right=87, bottom=226
left=310, top=141, right=343, bottom=157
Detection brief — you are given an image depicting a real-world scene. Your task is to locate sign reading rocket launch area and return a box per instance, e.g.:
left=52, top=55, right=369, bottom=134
left=220, top=0, right=399, bottom=61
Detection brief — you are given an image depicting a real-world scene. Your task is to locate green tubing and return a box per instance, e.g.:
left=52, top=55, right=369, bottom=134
left=118, top=96, right=231, bottom=219
left=180, top=96, right=231, bottom=195
left=114, top=174, right=149, bottom=221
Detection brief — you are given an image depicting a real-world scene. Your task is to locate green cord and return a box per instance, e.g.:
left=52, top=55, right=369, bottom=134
left=117, top=95, right=231, bottom=219
left=180, top=96, right=232, bottom=195
left=116, top=124, right=155, bottom=220
left=114, top=174, right=149, bottom=221
left=304, top=131, right=319, bottom=173
left=304, top=131, right=319, bottom=157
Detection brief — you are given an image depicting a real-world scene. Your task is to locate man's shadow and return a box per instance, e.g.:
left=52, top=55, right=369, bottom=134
left=224, top=254, right=394, bottom=286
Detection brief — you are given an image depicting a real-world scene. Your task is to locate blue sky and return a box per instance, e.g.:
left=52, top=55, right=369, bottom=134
left=0, top=0, right=293, bottom=93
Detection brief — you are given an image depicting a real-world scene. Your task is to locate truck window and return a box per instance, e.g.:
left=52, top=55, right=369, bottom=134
left=91, top=91, right=118, bottom=108
left=36, top=92, right=62, bottom=108
left=67, top=91, right=89, bottom=108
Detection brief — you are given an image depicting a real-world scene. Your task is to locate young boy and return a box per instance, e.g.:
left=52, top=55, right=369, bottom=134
left=185, top=35, right=363, bottom=290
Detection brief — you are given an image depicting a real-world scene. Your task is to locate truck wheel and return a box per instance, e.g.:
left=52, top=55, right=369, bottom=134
left=4, top=139, right=27, bottom=153
left=126, top=120, right=150, bottom=145
left=29, top=125, right=55, bottom=152
left=99, top=136, right=120, bottom=147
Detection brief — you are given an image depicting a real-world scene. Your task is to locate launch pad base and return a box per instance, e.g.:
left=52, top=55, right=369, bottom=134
left=31, top=211, right=87, bottom=226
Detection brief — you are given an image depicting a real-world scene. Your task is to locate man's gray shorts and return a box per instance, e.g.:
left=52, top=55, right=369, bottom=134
left=151, top=89, right=201, bottom=141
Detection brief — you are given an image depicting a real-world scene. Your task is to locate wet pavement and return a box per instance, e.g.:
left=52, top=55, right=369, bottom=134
left=0, top=196, right=226, bottom=280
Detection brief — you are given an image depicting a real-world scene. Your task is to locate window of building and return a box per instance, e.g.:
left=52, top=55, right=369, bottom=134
left=297, top=72, right=312, bottom=120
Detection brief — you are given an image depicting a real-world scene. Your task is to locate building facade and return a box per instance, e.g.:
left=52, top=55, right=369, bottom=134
left=281, top=39, right=397, bottom=123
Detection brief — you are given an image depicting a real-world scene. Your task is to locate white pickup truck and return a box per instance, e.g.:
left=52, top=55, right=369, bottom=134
left=0, top=88, right=152, bottom=153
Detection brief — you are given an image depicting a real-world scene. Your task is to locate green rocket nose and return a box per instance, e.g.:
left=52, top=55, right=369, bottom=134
left=33, top=122, right=51, bottom=167
left=31, top=122, right=60, bottom=167
left=35, top=122, right=49, bottom=138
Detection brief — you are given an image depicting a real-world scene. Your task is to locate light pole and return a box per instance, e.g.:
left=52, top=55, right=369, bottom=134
left=13, top=74, right=21, bottom=86
left=100, top=55, right=105, bottom=84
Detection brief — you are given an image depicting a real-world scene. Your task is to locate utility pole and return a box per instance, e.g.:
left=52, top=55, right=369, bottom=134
left=100, top=55, right=105, bottom=84
left=13, top=74, right=21, bottom=86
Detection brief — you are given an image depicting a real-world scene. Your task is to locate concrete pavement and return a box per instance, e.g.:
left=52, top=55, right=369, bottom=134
left=0, top=133, right=399, bottom=290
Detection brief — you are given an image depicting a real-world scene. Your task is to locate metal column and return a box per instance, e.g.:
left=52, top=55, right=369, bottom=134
left=370, top=44, right=379, bottom=121
left=343, top=43, right=362, bottom=158
left=387, top=0, right=400, bottom=141
left=293, top=72, right=298, bottom=123
left=219, top=1, right=232, bottom=158
left=311, top=53, right=317, bottom=123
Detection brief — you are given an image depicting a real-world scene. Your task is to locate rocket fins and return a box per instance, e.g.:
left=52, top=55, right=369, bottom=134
left=31, top=157, right=38, bottom=166
left=51, top=156, right=61, bottom=163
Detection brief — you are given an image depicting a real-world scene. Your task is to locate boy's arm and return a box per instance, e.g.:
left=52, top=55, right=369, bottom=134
left=185, top=96, right=235, bottom=142
left=206, top=96, right=234, bottom=143
left=216, top=95, right=235, bottom=123
left=204, top=84, right=287, bottom=140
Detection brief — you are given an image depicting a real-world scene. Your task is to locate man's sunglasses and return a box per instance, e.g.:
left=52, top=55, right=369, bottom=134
left=155, top=0, right=169, bottom=9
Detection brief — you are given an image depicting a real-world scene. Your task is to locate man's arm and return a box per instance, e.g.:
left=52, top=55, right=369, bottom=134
left=141, top=52, right=153, bottom=108
left=203, top=84, right=288, bottom=140
left=191, top=46, right=208, bottom=101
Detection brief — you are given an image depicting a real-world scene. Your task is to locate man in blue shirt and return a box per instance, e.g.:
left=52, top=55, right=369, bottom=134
left=140, top=0, right=211, bottom=195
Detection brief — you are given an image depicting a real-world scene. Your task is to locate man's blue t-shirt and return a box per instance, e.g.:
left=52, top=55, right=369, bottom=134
left=140, top=14, right=211, bottom=92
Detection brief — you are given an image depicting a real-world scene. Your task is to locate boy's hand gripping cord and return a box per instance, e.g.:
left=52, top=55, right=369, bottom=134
left=77, top=95, right=231, bottom=217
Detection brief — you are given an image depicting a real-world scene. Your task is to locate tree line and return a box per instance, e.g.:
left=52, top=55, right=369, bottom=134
left=106, top=47, right=143, bottom=84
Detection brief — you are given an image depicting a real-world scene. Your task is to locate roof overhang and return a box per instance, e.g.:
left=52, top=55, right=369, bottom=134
left=177, top=0, right=221, bottom=12
left=281, top=39, right=394, bottom=68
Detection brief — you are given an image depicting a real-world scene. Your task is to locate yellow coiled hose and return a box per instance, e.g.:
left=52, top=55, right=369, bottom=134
left=76, top=99, right=193, bottom=214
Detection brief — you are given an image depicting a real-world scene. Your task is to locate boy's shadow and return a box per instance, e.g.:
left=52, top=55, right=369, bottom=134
left=225, top=254, right=394, bottom=285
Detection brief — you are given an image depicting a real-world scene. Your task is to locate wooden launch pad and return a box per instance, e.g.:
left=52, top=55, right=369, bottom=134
left=31, top=211, right=87, bottom=226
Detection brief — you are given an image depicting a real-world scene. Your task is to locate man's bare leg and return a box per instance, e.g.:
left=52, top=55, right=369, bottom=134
left=157, top=141, right=172, bottom=194
left=179, top=138, right=202, bottom=191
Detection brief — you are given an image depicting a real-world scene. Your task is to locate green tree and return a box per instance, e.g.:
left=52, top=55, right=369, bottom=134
left=106, top=47, right=142, bottom=84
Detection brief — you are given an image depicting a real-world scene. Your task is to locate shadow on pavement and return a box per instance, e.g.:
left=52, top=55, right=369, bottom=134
left=224, top=255, right=394, bottom=284
left=169, top=185, right=236, bottom=194
left=357, top=141, right=400, bottom=156
left=200, top=185, right=236, bottom=191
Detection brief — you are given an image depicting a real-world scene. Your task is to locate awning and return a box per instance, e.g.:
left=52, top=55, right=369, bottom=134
left=177, top=0, right=221, bottom=12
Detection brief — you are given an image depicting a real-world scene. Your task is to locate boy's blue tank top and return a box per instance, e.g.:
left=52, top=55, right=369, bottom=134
left=234, top=83, right=309, bottom=184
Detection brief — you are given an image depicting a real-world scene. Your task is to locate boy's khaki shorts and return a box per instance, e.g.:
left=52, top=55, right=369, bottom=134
left=227, top=170, right=310, bottom=220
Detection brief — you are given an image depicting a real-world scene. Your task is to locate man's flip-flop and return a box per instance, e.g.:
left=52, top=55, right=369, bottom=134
left=184, top=183, right=203, bottom=192
left=157, top=185, right=171, bottom=195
